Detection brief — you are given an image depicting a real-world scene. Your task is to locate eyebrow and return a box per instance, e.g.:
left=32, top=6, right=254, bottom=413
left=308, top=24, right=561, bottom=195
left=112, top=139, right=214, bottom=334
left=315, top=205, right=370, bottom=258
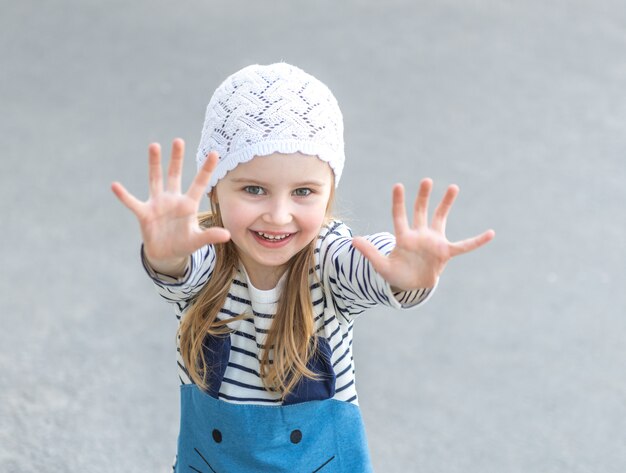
left=230, top=178, right=327, bottom=187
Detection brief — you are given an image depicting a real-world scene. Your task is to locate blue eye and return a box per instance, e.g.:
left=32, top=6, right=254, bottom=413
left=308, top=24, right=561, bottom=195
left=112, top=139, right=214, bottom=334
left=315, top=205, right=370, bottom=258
left=244, top=186, right=265, bottom=195
left=293, top=188, right=312, bottom=197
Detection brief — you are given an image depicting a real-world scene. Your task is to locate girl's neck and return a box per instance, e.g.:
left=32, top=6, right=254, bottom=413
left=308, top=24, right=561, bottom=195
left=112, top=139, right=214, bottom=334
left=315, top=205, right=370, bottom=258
left=240, top=261, right=288, bottom=290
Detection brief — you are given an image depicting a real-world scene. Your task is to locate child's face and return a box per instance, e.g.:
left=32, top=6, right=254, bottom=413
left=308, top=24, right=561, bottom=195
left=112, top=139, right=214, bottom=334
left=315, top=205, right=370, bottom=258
left=214, top=152, right=333, bottom=288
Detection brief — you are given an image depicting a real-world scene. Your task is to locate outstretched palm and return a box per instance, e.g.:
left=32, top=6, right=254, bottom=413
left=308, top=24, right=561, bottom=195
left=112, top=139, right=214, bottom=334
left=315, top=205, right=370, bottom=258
left=352, top=179, right=494, bottom=291
left=111, top=139, right=230, bottom=274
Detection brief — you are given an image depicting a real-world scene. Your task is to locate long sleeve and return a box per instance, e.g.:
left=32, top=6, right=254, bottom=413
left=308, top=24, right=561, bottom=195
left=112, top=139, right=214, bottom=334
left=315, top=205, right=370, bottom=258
left=141, top=244, right=217, bottom=319
left=318, top=221, right=435, bottom=323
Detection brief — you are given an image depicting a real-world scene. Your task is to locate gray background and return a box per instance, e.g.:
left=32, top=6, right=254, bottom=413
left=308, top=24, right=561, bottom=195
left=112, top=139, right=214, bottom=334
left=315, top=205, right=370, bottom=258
left=2, top=0, right=625, bottom=472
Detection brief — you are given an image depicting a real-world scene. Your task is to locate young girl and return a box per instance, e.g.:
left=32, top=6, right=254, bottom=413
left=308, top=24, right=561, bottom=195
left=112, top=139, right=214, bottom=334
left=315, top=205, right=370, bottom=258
left=112, top=63, right=494, bottom=472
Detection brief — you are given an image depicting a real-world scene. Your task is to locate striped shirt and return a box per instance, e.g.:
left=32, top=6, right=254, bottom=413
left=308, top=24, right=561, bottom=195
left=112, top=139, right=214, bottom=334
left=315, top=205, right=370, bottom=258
left=143, top=220, right=434, bottom=406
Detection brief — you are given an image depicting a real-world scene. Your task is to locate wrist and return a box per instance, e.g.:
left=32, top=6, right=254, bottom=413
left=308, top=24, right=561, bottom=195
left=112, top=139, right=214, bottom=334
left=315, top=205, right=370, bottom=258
left=142, top=247, right=189, bottom=278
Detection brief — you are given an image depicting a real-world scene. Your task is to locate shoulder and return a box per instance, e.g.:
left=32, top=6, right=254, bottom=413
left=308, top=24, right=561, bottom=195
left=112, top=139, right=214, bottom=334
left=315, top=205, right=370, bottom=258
left=315, top=220, right=354, bottom=264
left=317, top=219, right=352, bottom=243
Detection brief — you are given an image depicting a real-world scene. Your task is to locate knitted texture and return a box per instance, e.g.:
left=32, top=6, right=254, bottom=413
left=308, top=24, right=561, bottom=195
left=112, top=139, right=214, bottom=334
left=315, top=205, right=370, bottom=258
left=196, top=63, right=345, bottom=192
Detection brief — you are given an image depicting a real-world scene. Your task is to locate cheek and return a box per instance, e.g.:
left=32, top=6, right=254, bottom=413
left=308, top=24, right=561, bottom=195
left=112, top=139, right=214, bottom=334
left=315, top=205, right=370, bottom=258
left=298, top=203, right=328, bottom=233
left=219, top=202, right=250, bottom=234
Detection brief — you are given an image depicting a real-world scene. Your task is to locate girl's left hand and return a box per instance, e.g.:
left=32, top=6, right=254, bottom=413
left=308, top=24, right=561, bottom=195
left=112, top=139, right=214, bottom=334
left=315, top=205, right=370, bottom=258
left=351, top=179, right=495, bottom=291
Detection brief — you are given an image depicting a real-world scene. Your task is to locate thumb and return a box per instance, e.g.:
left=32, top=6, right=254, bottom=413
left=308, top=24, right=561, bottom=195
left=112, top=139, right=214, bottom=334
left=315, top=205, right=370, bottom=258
left=111, top=181, right=144, bottom=216
left=351, top=236, right=389, bottom=276
left=189, top=227, right=231, bottom=251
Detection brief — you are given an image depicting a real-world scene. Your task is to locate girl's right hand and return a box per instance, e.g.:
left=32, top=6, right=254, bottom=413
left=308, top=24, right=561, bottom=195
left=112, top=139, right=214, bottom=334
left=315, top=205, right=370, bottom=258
left=111, top=138, right=231, bottom=276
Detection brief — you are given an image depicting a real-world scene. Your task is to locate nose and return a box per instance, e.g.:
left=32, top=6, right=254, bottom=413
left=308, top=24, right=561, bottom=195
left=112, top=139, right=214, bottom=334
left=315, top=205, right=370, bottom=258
left=262, top=196, right=293, bottom=226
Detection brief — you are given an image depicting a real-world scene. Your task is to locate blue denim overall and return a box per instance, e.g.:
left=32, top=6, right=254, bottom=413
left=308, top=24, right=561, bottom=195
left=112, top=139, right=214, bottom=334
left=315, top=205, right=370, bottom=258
left=173, top=335, right=373, bottom=472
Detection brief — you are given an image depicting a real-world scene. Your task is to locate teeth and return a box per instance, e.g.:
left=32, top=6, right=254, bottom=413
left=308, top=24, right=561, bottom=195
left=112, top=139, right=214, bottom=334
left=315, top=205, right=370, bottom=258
left=257, top=232, right=291, bottom=241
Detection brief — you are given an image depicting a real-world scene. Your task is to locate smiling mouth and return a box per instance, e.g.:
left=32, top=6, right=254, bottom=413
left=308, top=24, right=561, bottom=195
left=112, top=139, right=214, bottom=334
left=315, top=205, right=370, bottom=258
left=250, top=230, right=298, bottom=249
left=254, top=231, right=293, bottom=241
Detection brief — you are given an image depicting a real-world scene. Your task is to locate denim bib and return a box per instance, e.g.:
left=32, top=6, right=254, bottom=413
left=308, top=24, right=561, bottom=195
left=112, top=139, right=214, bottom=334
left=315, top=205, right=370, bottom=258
left=173, top=335, right=373, bottom=472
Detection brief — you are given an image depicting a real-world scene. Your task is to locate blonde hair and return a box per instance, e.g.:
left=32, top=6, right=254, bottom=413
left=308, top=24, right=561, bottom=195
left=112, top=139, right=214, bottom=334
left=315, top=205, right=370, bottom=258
left=178, top=186, right=334, bottom=398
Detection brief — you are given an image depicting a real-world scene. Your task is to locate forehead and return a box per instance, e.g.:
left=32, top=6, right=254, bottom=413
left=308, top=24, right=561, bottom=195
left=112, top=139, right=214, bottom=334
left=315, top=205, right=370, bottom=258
left=223, top=152, right=333, bottom=184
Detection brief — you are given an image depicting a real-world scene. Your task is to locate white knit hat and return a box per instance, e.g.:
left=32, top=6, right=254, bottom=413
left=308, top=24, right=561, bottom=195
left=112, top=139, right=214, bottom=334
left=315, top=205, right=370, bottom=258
left=196, top=63, right=345, bottom=193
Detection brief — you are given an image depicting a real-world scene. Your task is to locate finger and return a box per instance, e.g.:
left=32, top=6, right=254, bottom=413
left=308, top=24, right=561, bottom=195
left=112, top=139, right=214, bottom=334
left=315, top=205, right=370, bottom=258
left=432, top=184, right=459, bottom=233
left=111, top=182, right=144, bottom=216
left=392, top=184, right=409, bottom=236
left=189, top=227, right=231, bottom=250
left=412, top=178, right=433, bottom=229
left=449, top=229, right=495, bottom=257
left=187, top=151, right=219, bottom=202
left=351, top=236, right=390, bottom=277
left=148, top=143, right=163, bottom=196
left=166, top=138, right=185, bottom=193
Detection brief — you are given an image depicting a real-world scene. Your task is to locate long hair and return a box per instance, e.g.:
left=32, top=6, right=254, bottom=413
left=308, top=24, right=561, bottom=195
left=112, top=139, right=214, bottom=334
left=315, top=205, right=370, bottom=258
left=177, top=185, right=335, bottom=398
